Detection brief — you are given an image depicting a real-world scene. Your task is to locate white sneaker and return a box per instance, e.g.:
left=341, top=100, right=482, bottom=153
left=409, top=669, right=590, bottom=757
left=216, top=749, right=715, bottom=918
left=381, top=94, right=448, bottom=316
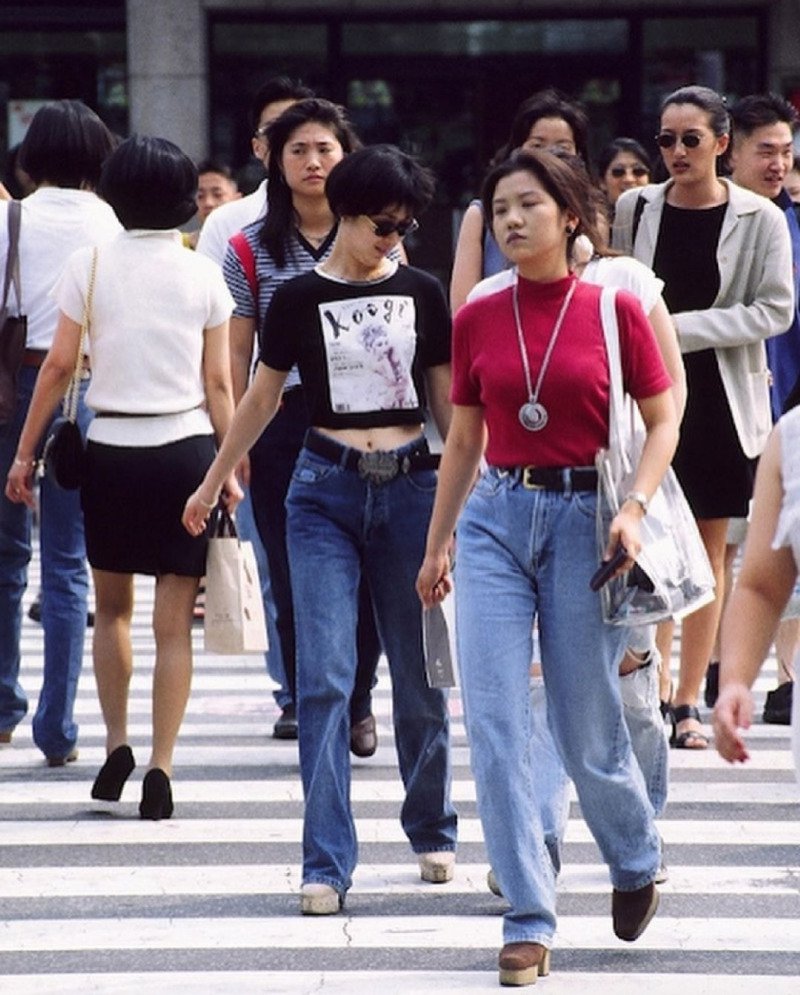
left=418, top=851, right=455, bottom=883
left=300, top=883, right=342, bottom=915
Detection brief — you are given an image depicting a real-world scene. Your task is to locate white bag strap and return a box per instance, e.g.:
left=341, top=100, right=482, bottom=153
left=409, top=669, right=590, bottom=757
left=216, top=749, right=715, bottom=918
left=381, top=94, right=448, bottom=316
left=599, top=286, right=634, bottom=477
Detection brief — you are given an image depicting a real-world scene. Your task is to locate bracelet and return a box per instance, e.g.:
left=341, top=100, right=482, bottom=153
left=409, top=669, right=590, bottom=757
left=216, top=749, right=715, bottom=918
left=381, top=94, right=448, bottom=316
left=13, top=456, right=37, bottom=469
left=197, top=494, right=217, bottom=511
left=624, top=490, right=649, bottom=515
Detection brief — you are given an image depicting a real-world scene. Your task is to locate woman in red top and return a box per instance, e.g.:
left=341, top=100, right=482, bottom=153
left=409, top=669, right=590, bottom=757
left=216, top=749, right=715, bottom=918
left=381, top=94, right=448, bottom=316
left=417, top=150, right=678, bottom=986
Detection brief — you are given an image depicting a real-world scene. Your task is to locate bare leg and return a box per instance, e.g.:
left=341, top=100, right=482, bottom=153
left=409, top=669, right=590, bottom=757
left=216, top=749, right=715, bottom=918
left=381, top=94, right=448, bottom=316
left=710, top=543, right=739, bottom=662
left=149, top=573, right=198, bottom=775
left=656, top=618, right=674, bottom=705
left=775, top=617, right=799, bottom=686
left=673, top=517, right=729, bottom=747
left=92, top=570, right=135, bottom=754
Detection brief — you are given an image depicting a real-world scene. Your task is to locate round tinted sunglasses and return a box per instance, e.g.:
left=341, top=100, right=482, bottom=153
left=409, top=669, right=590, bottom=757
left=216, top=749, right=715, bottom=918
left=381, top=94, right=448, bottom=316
left=610, top=164, right=649, bottom=178
left=655, top=132, right=703, bottom=149
left=361, top=215, right=419, bottom=238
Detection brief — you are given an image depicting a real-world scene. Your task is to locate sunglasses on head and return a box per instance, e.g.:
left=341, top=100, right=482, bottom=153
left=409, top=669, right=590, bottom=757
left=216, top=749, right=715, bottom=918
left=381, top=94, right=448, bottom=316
left=610, top=164, right=649, bottom=178
left=361, top=215, right=419, bottom=238
left=655, top=132, right=703, bottom=149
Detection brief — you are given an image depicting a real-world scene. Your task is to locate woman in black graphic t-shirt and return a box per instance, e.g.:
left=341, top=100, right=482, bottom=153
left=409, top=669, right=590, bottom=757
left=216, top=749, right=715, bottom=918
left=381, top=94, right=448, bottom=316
left=184, top=145, right=457, bottom=916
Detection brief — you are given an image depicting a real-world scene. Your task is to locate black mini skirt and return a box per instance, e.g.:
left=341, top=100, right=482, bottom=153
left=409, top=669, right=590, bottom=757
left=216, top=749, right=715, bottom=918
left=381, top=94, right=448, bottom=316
left=81, top=434, right=216, bottom=577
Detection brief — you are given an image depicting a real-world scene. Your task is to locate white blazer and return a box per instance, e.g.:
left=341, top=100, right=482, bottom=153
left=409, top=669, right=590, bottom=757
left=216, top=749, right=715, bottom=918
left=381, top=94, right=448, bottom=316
left=613, top=179, right=795, bottom=458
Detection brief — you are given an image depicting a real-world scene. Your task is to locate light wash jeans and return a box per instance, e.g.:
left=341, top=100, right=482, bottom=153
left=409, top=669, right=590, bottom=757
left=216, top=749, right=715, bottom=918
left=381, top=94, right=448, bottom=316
left=0, top=366, right=90, bottom=759
left=234, top=487, right=290, bottom=710
left=286, top=432, right=457, bottom=895
left=455, top=468, right=660, bottom=946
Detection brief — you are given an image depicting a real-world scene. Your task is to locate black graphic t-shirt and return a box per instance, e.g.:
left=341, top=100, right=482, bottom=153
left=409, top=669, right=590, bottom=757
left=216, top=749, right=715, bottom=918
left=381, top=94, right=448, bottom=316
left=258, top=263, right=451, bottom=429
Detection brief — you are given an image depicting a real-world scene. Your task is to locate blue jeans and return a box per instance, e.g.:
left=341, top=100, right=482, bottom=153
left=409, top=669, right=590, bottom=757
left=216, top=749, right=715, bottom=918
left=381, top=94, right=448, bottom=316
left=234, top=487, right=289, bottom=709
left=286, top=432, right=457, bottom=894
left=0, top=365, right=90, bottom=758
left=455, top=468, right=659, bottom=946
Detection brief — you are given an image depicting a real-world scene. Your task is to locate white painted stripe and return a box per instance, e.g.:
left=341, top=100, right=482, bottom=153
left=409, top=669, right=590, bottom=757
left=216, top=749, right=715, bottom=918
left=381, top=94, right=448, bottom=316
left=1, top=915, right=799, bottom=953
left=1, top=778, right=797, bottom=807
left=0, top=863, right=796, bottom=899
left=1, top=818, right=799, bottom=847
left=7, top=974, right=800, bottom=995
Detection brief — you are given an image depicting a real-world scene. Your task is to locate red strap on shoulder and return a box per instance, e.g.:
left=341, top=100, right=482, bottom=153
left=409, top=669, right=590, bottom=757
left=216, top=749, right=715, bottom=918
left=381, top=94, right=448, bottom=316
left=229, top=232, right=258, bottom=300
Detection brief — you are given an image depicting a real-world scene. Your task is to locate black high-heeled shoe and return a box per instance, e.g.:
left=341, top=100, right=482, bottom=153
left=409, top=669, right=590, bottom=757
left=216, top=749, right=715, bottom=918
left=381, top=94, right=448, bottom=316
left=139, top=768, right=174, bottom=820
left=91, top=745, right=136, bottom=801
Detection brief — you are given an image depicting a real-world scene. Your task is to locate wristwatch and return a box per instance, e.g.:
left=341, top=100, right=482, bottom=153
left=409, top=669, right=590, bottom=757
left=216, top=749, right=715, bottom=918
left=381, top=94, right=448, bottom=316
left=624, top=490, right=649, bottom=515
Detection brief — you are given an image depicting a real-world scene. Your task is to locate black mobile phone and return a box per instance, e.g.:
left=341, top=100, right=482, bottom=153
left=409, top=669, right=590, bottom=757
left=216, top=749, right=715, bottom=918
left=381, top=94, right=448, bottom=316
left=589, top=545, right=628, bottom=592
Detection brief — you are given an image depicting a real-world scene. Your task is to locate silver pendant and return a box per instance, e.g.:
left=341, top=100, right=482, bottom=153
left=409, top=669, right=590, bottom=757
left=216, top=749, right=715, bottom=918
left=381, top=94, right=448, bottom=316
left=519, top=401, right=548, bottom=432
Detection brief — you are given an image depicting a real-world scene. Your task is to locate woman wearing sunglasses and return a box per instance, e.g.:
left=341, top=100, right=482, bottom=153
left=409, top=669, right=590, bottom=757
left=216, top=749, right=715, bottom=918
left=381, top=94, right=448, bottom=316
left=597, top=137, right=652, bottom=213
left=184, top=145, right=457, bottom=915
left=613, top=84, right=794, bottom=751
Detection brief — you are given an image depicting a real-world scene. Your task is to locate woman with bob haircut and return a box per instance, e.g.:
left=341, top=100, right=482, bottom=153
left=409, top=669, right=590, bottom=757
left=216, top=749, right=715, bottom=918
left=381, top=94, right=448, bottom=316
left=8, top=135, right=239, bottom=819
left=185, top=144, right=457, bottom=914
left=596, top=137, right=652, bottom=211
left=222, top=98, right=384, bottom=753
left=0, top=99, right=119, bottom=766
left=417, top=149, right=677, bottom=985
left=613, top=85, right=794, bottom=752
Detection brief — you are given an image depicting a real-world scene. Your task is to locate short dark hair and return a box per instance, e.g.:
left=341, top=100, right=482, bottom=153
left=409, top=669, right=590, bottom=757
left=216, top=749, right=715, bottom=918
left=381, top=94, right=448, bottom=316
left=195, top=159, right=236, bottom=182
left=248, top=76, right=315, bottom=133
left=18, top=99, right=116, bottom=189
left=499, top=88, right=590, bottom=165
left=98, top=135, right=198, bottom=230
left=326, top=145, right=435, bottom=218
left=596, top=137, right=652, bottom=179
left=729, top=93, right=799, bottom=139
left=261, top=98, right=361, bottom=267
left=481, top=149, right=606, bottom=262
left=661, top=85, right=729, bottom=137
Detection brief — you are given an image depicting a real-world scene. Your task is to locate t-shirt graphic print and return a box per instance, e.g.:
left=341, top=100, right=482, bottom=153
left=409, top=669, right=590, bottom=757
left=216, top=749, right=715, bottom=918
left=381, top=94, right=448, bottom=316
left=318, top=293, right=419, bottom=414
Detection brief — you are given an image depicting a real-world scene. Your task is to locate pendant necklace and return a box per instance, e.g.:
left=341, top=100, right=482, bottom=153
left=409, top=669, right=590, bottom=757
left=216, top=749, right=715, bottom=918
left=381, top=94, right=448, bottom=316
left=512, top=278, right=576, bottom=432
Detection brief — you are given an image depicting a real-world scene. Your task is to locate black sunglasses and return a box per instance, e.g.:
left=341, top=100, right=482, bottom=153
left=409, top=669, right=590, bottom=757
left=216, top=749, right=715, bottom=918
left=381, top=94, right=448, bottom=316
left=361, top=215, right=419, bottom=238
left=610, top=165, right=649, bottom=178
left=655, top=132, right=703, bottom=149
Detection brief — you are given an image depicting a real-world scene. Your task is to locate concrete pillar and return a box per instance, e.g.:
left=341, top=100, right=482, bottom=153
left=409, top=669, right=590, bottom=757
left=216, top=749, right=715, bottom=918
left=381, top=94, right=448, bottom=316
left=126, top=0, right=208, bottom=161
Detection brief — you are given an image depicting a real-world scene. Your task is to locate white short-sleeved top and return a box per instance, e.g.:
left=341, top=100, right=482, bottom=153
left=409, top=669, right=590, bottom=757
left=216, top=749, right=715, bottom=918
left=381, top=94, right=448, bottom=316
left=55, top=229, right=234, bottom=447
left=468, top=254, right=664, bottom=315
left=0, top=187, right=121, bottom=350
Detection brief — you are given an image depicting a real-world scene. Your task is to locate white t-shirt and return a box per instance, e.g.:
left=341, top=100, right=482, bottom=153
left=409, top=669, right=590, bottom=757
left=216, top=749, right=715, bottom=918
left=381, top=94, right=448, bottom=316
left=468, top=254, right=664, bottom=315
left=55, top=229, right=234, bottom=447
left=195, top=179, right=267, bottom=266
left=0, top=187, right=121, bottom=350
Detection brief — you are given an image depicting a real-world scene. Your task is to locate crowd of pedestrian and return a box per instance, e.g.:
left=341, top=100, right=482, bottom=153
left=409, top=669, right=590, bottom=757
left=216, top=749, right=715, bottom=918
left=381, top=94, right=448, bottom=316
left=1, top=77, right=799, bottom=988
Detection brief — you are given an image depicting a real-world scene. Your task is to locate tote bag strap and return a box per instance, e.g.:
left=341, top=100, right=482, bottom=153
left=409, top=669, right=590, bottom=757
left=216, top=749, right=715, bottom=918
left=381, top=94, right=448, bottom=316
left=599, top=285, right=635, bottom=478
left=2, top=200, right=22, bottom=313
left=63, top=247, right=98, bottom=423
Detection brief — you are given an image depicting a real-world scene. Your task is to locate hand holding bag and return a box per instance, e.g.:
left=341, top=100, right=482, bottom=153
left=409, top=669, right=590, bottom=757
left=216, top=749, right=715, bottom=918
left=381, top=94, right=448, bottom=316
left=595, top=286, right=715, bottom=626
left=204, top=507, right=269, bottom=654
left=0, top=201, right=27, bottom=425
left=42, top=247, right=97, bottom=490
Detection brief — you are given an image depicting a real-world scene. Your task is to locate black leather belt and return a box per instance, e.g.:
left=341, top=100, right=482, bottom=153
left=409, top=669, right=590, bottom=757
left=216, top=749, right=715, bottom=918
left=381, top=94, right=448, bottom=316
left=495, top=465, right=598, bottom=491
left=304, top=430, right=440, bottom=484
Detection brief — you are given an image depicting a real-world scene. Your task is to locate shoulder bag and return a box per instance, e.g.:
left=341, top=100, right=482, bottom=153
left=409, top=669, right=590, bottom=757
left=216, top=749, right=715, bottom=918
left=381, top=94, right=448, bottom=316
left=595, top=286, right=715, bottom=625
left=42, top=247, right=98, bottom=490
left=0, top=201, right=28, bottom=424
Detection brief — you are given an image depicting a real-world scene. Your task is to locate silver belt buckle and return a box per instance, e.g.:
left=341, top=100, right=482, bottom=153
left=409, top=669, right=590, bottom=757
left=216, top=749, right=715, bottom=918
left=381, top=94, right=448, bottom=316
left=521, top=466, right=545, bottom=490
left=357, top=450, right=399, bottom=484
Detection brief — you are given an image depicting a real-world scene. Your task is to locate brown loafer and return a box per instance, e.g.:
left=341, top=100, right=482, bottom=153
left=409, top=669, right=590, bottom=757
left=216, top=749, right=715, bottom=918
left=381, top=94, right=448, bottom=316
left=612, top=881, right=659, bottom=941
left=350, top=713, right=377, bottom=757
left=498, top=942, right=551, bottom=986
left=46, top=748, right=78, bottom=768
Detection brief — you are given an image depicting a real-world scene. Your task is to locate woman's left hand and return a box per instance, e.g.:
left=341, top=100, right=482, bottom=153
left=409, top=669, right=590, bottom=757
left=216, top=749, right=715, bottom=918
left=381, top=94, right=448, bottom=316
left=182, top=488, right=218, bottom=536
left=712, top=682, right=753, bottom=764
left=5, top=460, right=37, bottom=509
left=221, top=472, right=244, bottom=515
left=605, top=508, right=642, bottom=576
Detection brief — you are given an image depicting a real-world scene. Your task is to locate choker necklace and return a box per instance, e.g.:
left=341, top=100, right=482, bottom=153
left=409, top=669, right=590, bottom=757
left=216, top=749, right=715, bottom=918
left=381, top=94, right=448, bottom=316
left=512, top=278, right=576, bottom=432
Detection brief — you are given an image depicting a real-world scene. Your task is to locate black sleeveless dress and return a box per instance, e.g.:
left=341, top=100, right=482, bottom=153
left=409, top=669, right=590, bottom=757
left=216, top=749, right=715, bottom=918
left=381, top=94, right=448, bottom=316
left=652, top=201, right=756, bottom=518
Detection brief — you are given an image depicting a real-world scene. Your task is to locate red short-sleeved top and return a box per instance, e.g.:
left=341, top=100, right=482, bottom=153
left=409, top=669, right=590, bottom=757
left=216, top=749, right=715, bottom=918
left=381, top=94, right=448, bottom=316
left=451, top=274, right=671, bottom=467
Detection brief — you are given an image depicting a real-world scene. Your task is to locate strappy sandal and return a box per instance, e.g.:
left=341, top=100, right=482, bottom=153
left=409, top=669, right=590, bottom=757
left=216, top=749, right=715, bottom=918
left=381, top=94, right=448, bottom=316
left=669, top=704, right=709, bottom=749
